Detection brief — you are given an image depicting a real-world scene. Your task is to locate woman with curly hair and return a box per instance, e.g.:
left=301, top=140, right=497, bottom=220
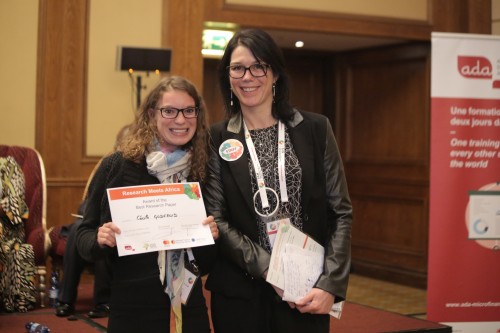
left=76, top=76, right=218, bottom=333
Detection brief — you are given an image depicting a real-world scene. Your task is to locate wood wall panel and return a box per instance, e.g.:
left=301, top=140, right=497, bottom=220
left=283, top=51, right=329, bottom=115
left=205, top=0, right=432, bottom=41
left=203, top=58, right=225, bottom=124
left=351, top=195, right=428, bottom=263
left=37, top=0, right=96, bottom=231
left=163, top=0, right=204, bottom=89
left=338, top=43, right=431, bottom=287
left=431, top=0, right=492, bottom=34
left=345, top=44, right=429, bottom=164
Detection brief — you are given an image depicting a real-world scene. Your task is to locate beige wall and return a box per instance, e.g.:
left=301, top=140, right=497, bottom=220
left=226, top=0, right=428, bottom=21
left=0, top=0, right=38, bottom=148
left=86, top=0, right=163, bottom=156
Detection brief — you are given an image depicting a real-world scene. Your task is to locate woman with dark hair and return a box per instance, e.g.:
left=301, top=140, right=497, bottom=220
left=204, top=28, right=353, bottom=333
left=76, top=76, right=218, bottom=333
left=216, top=28, right=294, bottom=123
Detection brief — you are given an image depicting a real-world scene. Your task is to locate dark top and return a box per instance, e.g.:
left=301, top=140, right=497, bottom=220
left=76, top=152, right=214, bottom=333
left=203, top=110, right=353, bottom=301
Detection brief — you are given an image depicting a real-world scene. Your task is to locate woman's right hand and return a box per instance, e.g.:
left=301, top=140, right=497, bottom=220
left=203, top=215, right=219, bottom=240
left=97, top=221, right=121, bottom=248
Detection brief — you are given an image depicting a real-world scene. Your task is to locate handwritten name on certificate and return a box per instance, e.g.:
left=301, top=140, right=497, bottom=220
left=107, top=183, right=214, bottom=256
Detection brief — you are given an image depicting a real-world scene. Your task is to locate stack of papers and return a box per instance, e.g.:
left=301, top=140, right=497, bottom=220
left=266, top=220, right=344, bottom=319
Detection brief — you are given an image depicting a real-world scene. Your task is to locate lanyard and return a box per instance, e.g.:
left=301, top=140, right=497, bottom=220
left=185, top=248, right=198, bottom=274
left=243, top=120, right=288, bottom=212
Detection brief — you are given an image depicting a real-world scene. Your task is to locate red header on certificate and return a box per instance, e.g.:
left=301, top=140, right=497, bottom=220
left=108, top=183, right=201, bottom=200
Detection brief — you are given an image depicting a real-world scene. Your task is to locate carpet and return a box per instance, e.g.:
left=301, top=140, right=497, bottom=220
left=0, top=282, right=109, bottom=333
left=331, top=302, right=451, bottom=333
left=0, top=282, right=450, bottom=333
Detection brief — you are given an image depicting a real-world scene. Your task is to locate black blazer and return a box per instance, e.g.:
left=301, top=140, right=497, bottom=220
left=204, top=110, right=353, bottom=301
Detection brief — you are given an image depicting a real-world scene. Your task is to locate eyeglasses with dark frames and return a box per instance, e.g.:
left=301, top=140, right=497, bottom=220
left=156, top=106, right=200, bottom=119
left=227, top=63, right=270, bottom=79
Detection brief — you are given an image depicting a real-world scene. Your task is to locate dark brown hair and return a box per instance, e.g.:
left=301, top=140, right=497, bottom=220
left=218, top=28, right=294, bottom=121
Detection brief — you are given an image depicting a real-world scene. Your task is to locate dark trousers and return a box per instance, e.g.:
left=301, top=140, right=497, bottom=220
left=210, top=282, right=329, bottom=333
left=58, top=204, right=111, bottom=305
left=108, top=272, right=210, bottom=333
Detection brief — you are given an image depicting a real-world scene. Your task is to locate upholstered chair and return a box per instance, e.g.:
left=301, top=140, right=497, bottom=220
left=0, top=145, right=51, bottom=307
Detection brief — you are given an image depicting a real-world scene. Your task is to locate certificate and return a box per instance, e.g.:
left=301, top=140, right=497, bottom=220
left=107, top=182, right=214, bottom=256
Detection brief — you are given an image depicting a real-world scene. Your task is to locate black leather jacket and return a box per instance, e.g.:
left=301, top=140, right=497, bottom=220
left=204, top=109, right=352, bottom=301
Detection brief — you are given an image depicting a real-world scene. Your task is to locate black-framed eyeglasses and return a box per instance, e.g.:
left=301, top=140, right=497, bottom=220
left=156, top=107, right=200, bottom=119
left=227, top=63, right=270, bottom=79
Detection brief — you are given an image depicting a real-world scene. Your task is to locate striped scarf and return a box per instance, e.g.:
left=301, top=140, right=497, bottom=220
left=146, top=145, right=191, bottom=333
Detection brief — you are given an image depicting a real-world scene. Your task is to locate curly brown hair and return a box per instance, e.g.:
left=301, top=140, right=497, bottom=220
left=117, top=76, right=210, bottom=182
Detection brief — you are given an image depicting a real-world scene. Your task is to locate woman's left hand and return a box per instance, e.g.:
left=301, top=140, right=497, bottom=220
left=203, top=215, right=219, bottom=240
left=295, top=288, right=335, bottom=314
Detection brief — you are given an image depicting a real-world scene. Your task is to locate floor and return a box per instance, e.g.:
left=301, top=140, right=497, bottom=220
left=347, top=274, right=427, bottom=319
left=80, top=271, right=429, bottom=320
left=0, top=273, right=432, bottom=333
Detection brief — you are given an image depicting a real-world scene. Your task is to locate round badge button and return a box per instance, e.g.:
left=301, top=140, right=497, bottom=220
left=219, top=139, right=244, bottom=161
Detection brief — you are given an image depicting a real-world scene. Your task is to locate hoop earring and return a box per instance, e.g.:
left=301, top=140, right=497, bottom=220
left=230, top=89, right=234, bottom=106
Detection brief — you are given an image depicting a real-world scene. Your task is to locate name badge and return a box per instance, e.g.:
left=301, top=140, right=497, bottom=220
left=266, top=220, right=280, bottom=249
left=181, top=266, right=199, bottom=305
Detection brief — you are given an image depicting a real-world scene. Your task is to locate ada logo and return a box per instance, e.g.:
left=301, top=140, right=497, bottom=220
left=457, top=56, right=492, bottom=79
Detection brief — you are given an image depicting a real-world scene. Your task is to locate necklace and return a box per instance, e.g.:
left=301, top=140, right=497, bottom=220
left=243, top=120, right=288, bottom=217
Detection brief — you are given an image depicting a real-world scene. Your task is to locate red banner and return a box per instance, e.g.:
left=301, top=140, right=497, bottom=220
left=429, top=33, right=500, bottom=332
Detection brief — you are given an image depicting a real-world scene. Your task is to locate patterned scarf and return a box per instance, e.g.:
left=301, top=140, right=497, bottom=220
left=0, top=157, right=29, bottom=226
left=146, top=143, right=191, bottom=333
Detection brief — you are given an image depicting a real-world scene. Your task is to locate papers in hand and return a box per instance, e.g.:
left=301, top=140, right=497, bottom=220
left=266, top=221, right=344, bottom=319
left=281, top=244, right=323, bottom=302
